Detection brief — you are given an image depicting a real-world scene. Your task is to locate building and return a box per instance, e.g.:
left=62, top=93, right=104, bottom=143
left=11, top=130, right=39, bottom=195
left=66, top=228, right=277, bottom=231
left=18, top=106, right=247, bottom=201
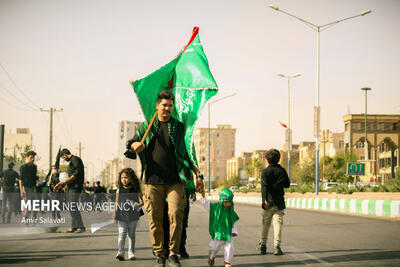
left=226, top=152, right=252, bottom=181
left=117, top=121, right=141, bottom=158
left=343, top=114, right=400, bottom=181
left=117, top=120, right=141, bottom=174
left=319, top=129, right=345, bottom=158
left=193, top=124, right=236, bottom=181
left=299, top=141, right=315, bottom=167
left=280, top=144, right=299, bottom=168
left=4, top=128, right=33, bottom=157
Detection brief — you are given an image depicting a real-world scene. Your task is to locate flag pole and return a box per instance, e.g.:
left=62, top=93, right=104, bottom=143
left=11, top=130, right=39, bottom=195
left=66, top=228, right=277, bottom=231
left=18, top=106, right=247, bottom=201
left=140, top=111, right=158, bottom=143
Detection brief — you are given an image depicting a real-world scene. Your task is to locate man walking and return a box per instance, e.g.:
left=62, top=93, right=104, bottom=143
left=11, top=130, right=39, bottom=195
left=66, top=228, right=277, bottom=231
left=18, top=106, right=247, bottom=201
left=54, top=149, right=85, bottom=233
left=20, top=150, right=39, bottom=221
left=127, top=90, right=203, bottom=267
left=1, top=162, right=19, bottom=223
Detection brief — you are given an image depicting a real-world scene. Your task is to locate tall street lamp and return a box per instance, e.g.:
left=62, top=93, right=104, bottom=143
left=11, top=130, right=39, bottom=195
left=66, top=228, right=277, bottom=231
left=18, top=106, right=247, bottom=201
left=208, top=93, right=236, bottom=195
left=277, top=73, right=301, bottom=179
left=269, top=4, right=371, bottom=195
left=361, top=87, right=371, bottom=161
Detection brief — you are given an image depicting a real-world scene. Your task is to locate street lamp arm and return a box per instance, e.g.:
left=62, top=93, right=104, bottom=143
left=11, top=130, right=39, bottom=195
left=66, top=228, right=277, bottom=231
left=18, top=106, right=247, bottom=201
left=210, top=93, right=237, bottom=104
left=272, top=7, right=318, bottom=29
left=319, top=13, right=368, bottom=31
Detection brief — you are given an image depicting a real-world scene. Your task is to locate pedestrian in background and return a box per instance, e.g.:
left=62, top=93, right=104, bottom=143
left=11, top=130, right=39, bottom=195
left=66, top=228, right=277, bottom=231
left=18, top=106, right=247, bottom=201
left=54, top=148, right=86, bottom=233
left=1, top=162, right=19, bottom=223
left=112, top=168, right=143, bottom=261
left=257, top=149, right=290, bottom=256
left=20, top=150, right=39, bottom=221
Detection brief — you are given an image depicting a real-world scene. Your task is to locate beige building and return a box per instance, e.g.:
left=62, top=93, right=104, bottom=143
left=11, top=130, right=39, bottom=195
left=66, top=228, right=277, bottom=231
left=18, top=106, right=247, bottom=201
left=299, top=141, right=315, bottom=167
left=320, top=129, right=345, bottom=159
left=4, top=128, right=33, bottom=157
left=226, top=152, right=252, bottom=181
left=193, top=124, right=236, bottom=181
left=343, top=114, right=400, bottom=181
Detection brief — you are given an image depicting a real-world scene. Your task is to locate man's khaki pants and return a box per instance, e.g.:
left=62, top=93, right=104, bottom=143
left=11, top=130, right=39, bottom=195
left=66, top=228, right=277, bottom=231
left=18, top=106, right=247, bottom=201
left=144, top=183, right=186, bottom=258
left=261, top=207, right=284, bottom=248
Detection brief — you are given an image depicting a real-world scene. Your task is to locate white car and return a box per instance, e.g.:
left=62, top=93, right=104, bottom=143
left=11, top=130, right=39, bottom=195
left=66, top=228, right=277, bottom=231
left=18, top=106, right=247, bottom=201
left=322, top=182, right=339, bottom=190
left=229, top=186, right=238, bottom=192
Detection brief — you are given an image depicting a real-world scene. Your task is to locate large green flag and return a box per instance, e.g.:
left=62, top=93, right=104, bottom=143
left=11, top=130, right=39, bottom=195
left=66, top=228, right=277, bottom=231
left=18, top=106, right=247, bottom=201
left=131, top=27, right=218, bottom=169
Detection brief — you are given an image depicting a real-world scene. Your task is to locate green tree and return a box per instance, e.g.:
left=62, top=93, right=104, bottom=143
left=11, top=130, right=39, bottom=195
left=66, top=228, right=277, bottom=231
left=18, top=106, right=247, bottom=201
left=297, top=157, right=316, bottom=184
left=244, top=158, right=265, bottom=183
left=3, top=144, right=33, bottom=166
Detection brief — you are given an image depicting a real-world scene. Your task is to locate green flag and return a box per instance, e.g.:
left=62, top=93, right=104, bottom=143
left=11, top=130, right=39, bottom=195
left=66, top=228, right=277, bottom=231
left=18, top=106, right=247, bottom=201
left=132, top=27, right=218, bottom=169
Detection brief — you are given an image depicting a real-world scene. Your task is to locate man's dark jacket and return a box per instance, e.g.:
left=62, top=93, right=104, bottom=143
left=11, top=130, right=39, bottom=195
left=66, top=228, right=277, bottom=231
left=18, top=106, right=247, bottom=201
left=1, top=169, right=19, bottom=192
left=261, top=163, right=290, bottom=210
left=67, top=155, right=85, bottom=191
left=20, top=163, right=38, bottom=188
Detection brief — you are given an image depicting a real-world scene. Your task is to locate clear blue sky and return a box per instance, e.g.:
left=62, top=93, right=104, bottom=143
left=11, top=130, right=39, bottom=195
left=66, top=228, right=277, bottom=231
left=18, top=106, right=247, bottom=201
left=1, top=0, right=399, bottom=177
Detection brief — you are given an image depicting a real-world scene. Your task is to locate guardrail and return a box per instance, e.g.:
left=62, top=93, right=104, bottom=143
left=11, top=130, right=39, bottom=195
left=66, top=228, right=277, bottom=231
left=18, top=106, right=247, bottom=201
left=205, top=195, right=400, bottom=218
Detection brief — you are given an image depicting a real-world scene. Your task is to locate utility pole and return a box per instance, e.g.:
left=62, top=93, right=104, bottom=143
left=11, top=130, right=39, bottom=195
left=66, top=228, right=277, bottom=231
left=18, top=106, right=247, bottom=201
left=0, top=125, right=4, bottom=173
left=41, top=107, right=63, bottom=170
left=77, top=142, right=84, bottom=158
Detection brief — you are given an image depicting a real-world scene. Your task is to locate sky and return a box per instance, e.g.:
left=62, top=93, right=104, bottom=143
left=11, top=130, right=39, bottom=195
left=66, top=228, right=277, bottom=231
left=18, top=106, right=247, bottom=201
left=1, top=0, right=399, bottom=177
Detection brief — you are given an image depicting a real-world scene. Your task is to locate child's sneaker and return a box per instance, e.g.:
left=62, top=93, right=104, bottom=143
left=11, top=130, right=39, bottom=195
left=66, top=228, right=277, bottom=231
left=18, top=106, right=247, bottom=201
left=208, top=255, right=215, bottom=266
left=115, top=251, right=125, bottom=261
left=128, top=251, right=136, bottom=260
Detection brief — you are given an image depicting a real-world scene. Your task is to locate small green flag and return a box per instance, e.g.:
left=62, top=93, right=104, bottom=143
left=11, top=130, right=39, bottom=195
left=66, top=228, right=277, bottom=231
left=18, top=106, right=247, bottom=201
left=132, top=27, right=218, bottom=169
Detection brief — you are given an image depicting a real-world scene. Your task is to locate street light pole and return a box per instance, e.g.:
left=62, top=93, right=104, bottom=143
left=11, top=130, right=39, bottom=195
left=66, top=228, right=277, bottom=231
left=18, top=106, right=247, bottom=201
left=207, top=93, right=236, bottom=195
left=277, top=73, right=301, bottom=179
left=269, top=4, right=371, bottom=195
left=362, top=87, right=371, bottom=160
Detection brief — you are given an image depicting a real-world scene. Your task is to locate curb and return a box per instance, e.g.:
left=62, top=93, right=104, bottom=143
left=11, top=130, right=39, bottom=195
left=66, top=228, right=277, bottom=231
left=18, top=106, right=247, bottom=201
left=205, top=195, right=400, bottom=218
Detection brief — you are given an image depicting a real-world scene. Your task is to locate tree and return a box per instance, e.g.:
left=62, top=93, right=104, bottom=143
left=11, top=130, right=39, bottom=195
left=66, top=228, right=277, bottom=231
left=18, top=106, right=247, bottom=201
left=297, top=157, right=316, bottom=184
left=244, top=158, right=265, bottom=183
left=3, top=144, right=33, bottom=166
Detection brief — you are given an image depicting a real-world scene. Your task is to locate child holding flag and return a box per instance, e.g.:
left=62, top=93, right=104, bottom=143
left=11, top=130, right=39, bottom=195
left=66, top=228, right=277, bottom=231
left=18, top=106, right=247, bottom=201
left=200, top=188, right=239, bottom=267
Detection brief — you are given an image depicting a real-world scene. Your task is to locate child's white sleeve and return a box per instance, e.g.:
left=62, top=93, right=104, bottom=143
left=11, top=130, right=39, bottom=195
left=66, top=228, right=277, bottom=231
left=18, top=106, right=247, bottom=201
left=199, top=197, right=210, bottom=212
left=232, top=222, right=238, bottom=235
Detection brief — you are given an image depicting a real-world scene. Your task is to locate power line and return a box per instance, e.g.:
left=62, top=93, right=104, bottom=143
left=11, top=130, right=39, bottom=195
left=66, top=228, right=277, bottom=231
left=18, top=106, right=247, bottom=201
left=61, top=111, right=77, bottom=148
left=0, top=80, right=37, bottom=110
left=55, top=112, right=72, bottom=146
left=0, top=61, right=41, bottom=110
left=0, top=95, right=34, bottom=111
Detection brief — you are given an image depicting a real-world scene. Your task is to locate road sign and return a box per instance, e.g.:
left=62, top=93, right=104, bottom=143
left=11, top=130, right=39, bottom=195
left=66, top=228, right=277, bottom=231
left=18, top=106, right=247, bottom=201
left=347, top=162, right=365, bottom=175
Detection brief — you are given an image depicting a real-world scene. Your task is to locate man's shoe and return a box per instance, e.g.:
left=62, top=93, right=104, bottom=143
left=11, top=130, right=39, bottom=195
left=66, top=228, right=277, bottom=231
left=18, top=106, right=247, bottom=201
left=224, top=262, right=232, bottom=267
left=273, top=246, right=283, bottom=255
left=115, top=251, right=124, bottom=261
left=66, top=228, right=77, bottom=233
left=128, top=251, right=136, bottom=260
left=153, top=257, right=166, bottom=267
left=166, top=254, right=181, bottom=267
left=179, top=247, right=189, bottom=259
left=74, top=228, right=86, bottom=233
left=257, top=242, right=267, bottom=255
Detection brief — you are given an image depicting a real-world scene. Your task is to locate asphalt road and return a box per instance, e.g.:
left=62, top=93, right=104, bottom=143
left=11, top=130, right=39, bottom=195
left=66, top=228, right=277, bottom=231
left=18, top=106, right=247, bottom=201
left=0, top=201, right=399, bottom=266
